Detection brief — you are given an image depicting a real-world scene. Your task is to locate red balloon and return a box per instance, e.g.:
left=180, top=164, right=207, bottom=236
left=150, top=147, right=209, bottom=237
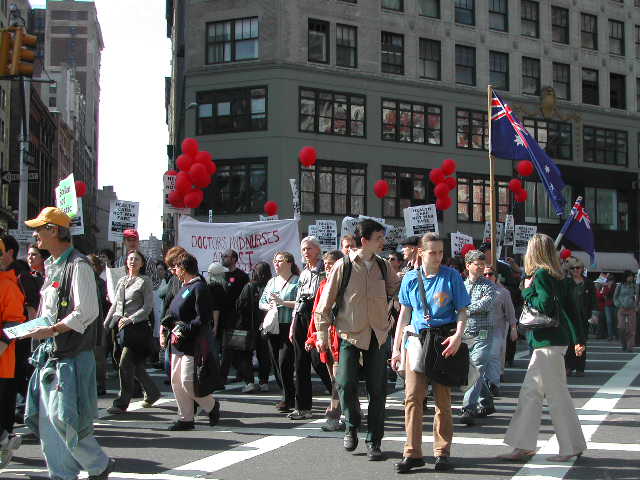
left=165, top=170, right=178, bottom=176
left=176, top=154, right=194, bottom=172
left=194, top=150, right=212, bottom=165
left=434, top=182, right=450, bottom=199
left=184, top=189, right=204, bottom=209
left=441, top=158, right=457, bottom=176
left=444, top=177, right=457, bottom=189
left=560, top=249, right=572, bottom=260
left=514, top=189, right=528, bottom=202
left=429, top=167, right=446, bottom=185
left=460, top=243, right=476, bottom=257
left=175, top=171, right=193, bottom=194
left=168, top=191, right=184, bottom=208
left=189, top=163, right=210, bottom=189
left=206, top=160, right=217, bottom=176
left=435, top=196, right=452, bottom=211
left=264, top=201, right=279, bottom=216
left=517, top=160, right=534, bottom=177
left=373, top=179, right=389, bottom=198
left=74, top=180, right=87, bottom=198
left=181, top=137, right=199, bottom=157
left=299, top=146, right=317, bottom=167
left=508, top=178, right=523, bottom=193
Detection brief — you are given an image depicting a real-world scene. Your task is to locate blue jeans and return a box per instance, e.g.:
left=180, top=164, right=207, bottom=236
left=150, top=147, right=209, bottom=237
left=463, top=333, right=494, bottom=411
left=486, top=327, right=506, bottom=386
left=605, top=306, right=617, bottom=339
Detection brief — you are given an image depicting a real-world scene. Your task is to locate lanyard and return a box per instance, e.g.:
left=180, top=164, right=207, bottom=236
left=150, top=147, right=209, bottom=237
left=415, top=267, right=434, bottom=326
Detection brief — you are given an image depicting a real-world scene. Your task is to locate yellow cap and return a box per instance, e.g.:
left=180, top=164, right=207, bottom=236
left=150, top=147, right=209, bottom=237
left=25, top=207, right=71, bottom=229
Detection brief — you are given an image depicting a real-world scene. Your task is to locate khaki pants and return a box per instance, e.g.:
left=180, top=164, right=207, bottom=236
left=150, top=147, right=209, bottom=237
left=403, top=367, right=453, bottom=458
left=170, top=354, right=216, bottom=422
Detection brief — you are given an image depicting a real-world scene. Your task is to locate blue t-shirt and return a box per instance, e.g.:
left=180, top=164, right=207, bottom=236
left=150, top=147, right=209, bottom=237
left=399, top=265, right=471, bottom=331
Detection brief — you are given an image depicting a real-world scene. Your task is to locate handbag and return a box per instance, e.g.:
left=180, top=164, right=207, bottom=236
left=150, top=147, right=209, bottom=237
left=519, top=303, right=560, bottom=329
left=261, top=308, right=279, bottom=335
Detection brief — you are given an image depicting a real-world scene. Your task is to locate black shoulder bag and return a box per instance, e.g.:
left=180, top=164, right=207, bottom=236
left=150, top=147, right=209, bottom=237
left=117, top=277, right=153, bottom=356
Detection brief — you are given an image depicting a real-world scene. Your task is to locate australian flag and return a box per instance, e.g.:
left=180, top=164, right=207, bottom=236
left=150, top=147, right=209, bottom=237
left=490, top=90, right=566, bottom=216
left=559, top=197, right=596, bottom=265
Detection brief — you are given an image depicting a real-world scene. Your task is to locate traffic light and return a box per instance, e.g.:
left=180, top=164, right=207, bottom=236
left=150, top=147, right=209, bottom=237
left=9, top=27, right=37, bottom=77
left=0, top=30, right=11, bottom=76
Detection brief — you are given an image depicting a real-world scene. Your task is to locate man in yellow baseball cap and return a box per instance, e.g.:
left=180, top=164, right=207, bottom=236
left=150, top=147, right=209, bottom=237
left=24, top=207, right=71, bottom=229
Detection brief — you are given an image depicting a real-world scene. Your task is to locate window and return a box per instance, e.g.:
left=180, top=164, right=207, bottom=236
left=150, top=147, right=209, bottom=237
left=336, top=24, right=357, bottom=68
left=551, top=7, right=569, bottom=44
left=524, top=118, right=572, bottom=160
left=582, top=68, right=599, bottom=105
left=610, top=73, right=626, bottom=109
left=382, top=167, right=436, bottom=218
left=456, top=109, right=488, bottom=150
left=49, top=96, right=57, bottom=108
left=455, top=45, right=476, bottom=85
left=489, top=0, right=508, bottom=32
left=382, top=0, right=403, bottom=10
left=553, top=62, right=570, bottom=100
left=300, top=160, right=366, bottom=215
left=635, top=25, right=640, bottom=58
left=581, top=13, right=598, bottom=50
left=196, top=87, right=267, bottom=134
left=418, top=0, right=440, bottom=18
left=299, top=88, right=365, bottom=137
left=457, top=175, right=510, bottom=223
left=585, top=187, right=618, bottom=231
left=419, top=38, right=441, bottom=80
left=206, top=17, right=259, bottom=64
left=199, top=159, right=267, bottom=214
left=381, top=99, right=442, bottom=145
left=308, top=19, right=330, bottom=63
left=522, top=57, right=540, bottom=95
left=524, top=182, right=572, bottom=224
left=609, top=19, right=625, bottom=55
left=489, top=51, right=509, bottom=90
left=583, top=126, right=627, bottom=165
left=381, top=32, right=404, bottom=74
left=455, top=0, right=475, bottom=26
left=521, top=0, right=539, bottom=38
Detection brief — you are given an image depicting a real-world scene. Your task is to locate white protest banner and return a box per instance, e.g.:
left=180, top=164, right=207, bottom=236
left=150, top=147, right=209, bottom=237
left=308, top=224, right=318, bottom=238
left=404, top=204, right=438, bottom=236
left=314, top=220, right=338, bottom=252
left=482, top=221, right=504, bottom=244
left=450, top=232, right=474, bottom=257
left=290, top=179, right=301, bottom=220
left=513, top=225, right=537, bottom=254
left=340, top=216, right=358, bottom=238
left=105, top=266, right=126, bottom=304
left=163, top=173, right=190, bottom=214
left=108, top=200, right=140, bottom=242
left=383, top=224, right=404, bottom=254
left=69, top=198, right=84, bottom=236
left=54, top=173, right=78, bottom=218
left=259, top=215, right=279, bottom=221
left=503, top=214, right=515, bottom=246
left=178, top=216, right=301, bottom=275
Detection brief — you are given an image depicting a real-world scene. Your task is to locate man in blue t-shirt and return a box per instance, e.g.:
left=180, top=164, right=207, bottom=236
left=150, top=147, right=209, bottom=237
left=391, top=233, right=470, bottom=473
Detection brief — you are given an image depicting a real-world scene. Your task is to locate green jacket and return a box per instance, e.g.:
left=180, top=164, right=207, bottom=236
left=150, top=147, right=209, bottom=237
left=562, top=276, right=597, bottom=335
left=522, top=268, right=585, bottom=349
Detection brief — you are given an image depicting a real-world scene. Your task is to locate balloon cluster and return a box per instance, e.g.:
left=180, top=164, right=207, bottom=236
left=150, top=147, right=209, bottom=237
left=168, top=138, right=217, bottom=209
left=560, top=248, right=572, bottom=260
left=74, top=180, right=87, bottom=198
left=509, top=160, right=534, bottom=203
left=430, top=158, right=457, bottom=211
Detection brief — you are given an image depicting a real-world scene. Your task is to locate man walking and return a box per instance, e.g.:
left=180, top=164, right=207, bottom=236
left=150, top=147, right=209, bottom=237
left=24, top=207, right=114, bottom=480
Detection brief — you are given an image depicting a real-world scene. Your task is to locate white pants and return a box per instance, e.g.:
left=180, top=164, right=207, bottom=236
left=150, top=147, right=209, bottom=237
left=505, top=346, right=587, bottom=455
left=170, top=354, right=216, bottom=422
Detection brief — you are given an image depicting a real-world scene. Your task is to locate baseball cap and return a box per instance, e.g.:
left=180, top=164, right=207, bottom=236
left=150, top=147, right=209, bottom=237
left=25, top=207, right=71, bottom=229
left=207, top=262, right=228, bottom=277
left=123, top=229, right=139, bottom=240
left=399, top=236, right=420, bottom=247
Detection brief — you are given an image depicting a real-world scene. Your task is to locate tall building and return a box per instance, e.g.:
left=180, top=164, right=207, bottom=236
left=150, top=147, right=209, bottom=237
left=166, top=0, right=640, bottom=266
left=95, top=184, right=117, bottom=252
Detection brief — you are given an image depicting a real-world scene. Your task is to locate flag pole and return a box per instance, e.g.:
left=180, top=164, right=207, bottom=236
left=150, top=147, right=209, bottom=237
left=487, top=85, right=497, bottom=268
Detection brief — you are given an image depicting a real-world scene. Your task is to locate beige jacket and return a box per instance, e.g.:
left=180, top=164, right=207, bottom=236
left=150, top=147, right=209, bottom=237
left=314, top=250, right=400, bottom=350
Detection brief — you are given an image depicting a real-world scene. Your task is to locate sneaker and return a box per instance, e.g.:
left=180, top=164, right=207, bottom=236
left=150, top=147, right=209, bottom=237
left=321, top=417, right=346, bottom=432
left=106, top=406, right=126, bottom=415
left=0, top=434, right=21, bottom=469
left=287, top=409, right=312, bottom=420
left=241, top=383, right=258, bottom=393
left=141, top=395, right=161, bottom=408
left=208, top=400, right=221, bottom=426
left=459, top=408, right=476, bottom=426
left=475, top=406, right=496, bottom=418
left=259, top=383, right=269, bottom=392
left=88, top=457, right=116, bottom=480
left=167, top=420, right=195, bottom=431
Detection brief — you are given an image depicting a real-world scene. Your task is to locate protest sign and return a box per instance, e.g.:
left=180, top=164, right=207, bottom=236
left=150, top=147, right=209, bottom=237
left=69, top=198, right=84, bottom=236
left=108, top=200, right=140, bottom=242
left=54, top=173, right=78, bottom=218
left=105, top=266, right=126, bottom=304
left=483, top=221, right=505, bottom=244
left=163, top=173, right=191, bottom=214
left=340, top=216, right=358, bottom=238
left=513, top=225, right=537, bottom=254
left=503, top=214, right=515, bottom=246
left=259, top=215, right=279, bottom=221
left=178, top=216, right=301, bottom=276
left=383, top=224, right=404, bottom=254
left=8, top=229, right=33, bottom=244
left=290, top=179, right=301, bottom=220
left=359, top=215, right=386, bottom=226
left=451, top=232, right=474, bottom=257
left=404, top=204, right=438, bottom=236
left=314, top=220, right=338, bottom=252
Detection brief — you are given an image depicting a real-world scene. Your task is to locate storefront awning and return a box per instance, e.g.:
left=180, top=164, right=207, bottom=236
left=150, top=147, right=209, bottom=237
left=572, top=251, right=639, bottom=273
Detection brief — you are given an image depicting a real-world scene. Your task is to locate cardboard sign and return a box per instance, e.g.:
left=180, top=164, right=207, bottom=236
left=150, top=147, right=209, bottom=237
left=383, top=224, right=404, bottom=254
left=108, top=200, right=140, bottom=242
left=69, top=198, right=84, bottom=236
left=290, top=178, right=301, bottom=220
left=404, top=204, right=438, bottom=236
left=313, top=219, right=338, bottom=252
left=451, top=232, right=474, bottom=257
left=503, top=214, right=515, bottom=246
left=340, top=216, right=358, bottom=238
left=105, top=266, right=126, bottom=304
left=163, top=173, right=190, bottom=214
left=513, top=225, right=537, bottom=254
left=359, top=215, right=386, bottom=226
left=54, top=173, right=78, bottom=218
left=483, top=221, right=505, bottom=245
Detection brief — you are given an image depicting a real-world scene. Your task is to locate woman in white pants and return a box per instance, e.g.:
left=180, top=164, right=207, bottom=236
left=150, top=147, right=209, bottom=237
left=499, top=234, right=587, bottom=462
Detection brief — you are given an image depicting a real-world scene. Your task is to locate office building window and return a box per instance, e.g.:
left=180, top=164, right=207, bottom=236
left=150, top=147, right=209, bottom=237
left=456, top=45, right=476, bottom=85
left=522, top=57, right=540, bottom=95
left=521, top=0, right=539, bottom=38
left=551, top=7, right=569, bottom=44
left=524, top=182, right=572, bottom=224
left=206, top=17, right=259, bottom=64
left=635, top=25, right=640, bottom=58
left=199, top=159, right=267, bottom=214
left=455, top=0, right=475, bottom=26
left=581, top=13, right=598, bottom=50
left=489, top=0, right=508, bottom=32
left=553, top=62, right=570, bottom=100
left=336, top=24, right=357, bottom=68
left=299, top=88, right=365, bottom=137
left=381, top=99, right=442, bottom=145
left=196, top=87, right=267, bottom=134
left=457, top=175, right=510, bottom=223
left=381, top=31, right=404, bottom=74
left=382, top=167, right=436, bottom=218
left=418, top=0, right=440, bottom=18
left=524, top=118, right=572, bottom=160
left=419, top=38, right=441, bottom=80
left=308, top=19, right=330, bottom=63
left=382, top=0, right=403, bottom=11
left=582, top=68, right=599, bottom=105
left=300, top=160, right=366, bottom=215
left=609, top=19, right=625, bottom=55
left=456, top=109, right=488, bottom=151
left=610, top=73, right=626, bottom=109
left=583, top=126, right=627, bottom=166
left=489, top=51, right=509, bottom=90
left=585, top=187, right=619, bottom=231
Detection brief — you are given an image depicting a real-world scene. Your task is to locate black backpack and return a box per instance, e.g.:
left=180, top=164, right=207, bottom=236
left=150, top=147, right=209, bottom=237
left=332, top=255, right=387, bottom=317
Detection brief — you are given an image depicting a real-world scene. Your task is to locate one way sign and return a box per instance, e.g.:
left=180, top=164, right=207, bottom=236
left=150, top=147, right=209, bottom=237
left=1, top=170, right=39, bottom=183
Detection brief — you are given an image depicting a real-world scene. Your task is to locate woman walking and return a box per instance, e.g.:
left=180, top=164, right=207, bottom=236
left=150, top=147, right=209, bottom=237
left=500, top=234, right=587, bottom=462
left=105, top=250, right=160, bottom=414
left=614, top=271, right=637, bottom=352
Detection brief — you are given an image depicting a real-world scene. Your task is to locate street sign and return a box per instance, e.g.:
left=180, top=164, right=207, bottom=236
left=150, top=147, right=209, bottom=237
left=1, top=170, right=39, bottom=183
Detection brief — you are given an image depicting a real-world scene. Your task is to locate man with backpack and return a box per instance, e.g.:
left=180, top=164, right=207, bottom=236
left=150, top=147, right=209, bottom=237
left=314, top=219, right=400, bottom=461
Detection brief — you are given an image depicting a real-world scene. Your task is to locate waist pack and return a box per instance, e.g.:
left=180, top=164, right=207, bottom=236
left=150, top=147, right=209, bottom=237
left=418, top=326, right=470, bottom=387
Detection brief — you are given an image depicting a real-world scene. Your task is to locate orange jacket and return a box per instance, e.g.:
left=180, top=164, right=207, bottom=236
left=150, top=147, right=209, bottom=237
left=0, top=269, right=26, bottom=378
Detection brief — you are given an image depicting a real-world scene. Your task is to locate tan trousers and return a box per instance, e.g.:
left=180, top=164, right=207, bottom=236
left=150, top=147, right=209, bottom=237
left=404, top=367, right=453, bottom=458
left=170, top=354, right=216, bottom=422
left=617, top=308, right=637, bottom=350
left=505, top=346, right=587, bottom=455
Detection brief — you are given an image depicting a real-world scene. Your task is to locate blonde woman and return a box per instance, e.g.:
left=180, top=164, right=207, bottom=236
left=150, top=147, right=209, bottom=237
left=499, top=233, right=587, bottom=462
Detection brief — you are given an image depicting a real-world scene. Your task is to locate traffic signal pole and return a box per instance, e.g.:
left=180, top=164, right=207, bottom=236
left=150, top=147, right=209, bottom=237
left=17, top=75, right=29, bottom=228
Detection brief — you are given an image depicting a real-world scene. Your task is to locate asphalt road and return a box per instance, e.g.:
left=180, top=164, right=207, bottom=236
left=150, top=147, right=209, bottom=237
left=2, top=339, right=640, bottom=480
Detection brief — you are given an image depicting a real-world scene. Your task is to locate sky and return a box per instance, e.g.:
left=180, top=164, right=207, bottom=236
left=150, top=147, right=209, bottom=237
left=30, top=0, right=172, bottom=240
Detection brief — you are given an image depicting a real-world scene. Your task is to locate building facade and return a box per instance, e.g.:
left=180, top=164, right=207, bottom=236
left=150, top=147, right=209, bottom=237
left=95, top=184, right=117, bottom=252
left=167, top=0, right=640, bottom=263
